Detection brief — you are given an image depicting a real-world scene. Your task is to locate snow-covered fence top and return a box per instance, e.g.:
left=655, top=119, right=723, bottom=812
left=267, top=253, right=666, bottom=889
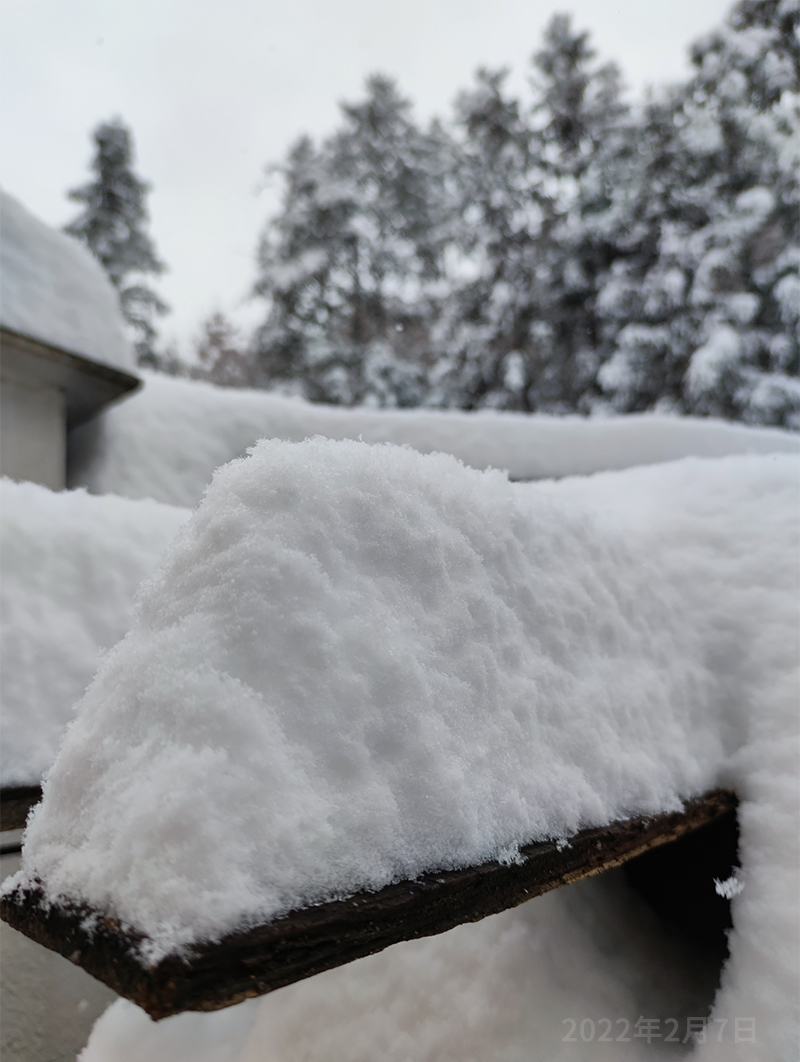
left=0, top=191, right=134, bottom=373
left=69, top=372, right=800, bottom=508
left=7, top=440, right=797, bottom=976
left=2, top=789, right=736, bottom=1019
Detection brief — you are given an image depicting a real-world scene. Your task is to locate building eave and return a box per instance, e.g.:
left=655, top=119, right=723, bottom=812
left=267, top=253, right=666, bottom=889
left=0, top=326, right=141, bottom=429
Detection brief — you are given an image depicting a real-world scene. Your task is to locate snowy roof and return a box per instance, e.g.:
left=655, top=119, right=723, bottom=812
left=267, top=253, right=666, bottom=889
left=0, top=191, right=135, bottom=373
left=69, top=371, right=800, bottom=507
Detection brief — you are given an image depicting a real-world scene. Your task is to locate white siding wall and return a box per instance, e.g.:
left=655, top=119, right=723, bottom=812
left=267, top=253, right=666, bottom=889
left=0, top=378, right=65, bottom=491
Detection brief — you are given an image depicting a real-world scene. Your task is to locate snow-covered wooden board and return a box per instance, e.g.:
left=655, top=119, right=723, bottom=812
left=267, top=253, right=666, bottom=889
left=0, top=788, right=736, bottom=1021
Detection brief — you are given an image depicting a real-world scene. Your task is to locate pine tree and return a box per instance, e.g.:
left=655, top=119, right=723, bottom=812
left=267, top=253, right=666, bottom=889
left=65, top=118, right=169, bottom=367
left=435, top=17, right=630, bottom=413
left=252, top=77, right=453, bottom=406
left=527, top=15, right=630, bottom=412
left=430, top=68, right=537, bottom=409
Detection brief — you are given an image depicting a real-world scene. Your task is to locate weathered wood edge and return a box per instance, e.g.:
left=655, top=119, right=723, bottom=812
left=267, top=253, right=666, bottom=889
left=0, top=785, right=42, bottom=831
left=0, top=788, right=737, bottom=1020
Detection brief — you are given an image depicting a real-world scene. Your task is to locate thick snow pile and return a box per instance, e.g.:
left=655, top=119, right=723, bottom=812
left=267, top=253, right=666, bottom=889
left=0, top=479, right=189, bottom=785
left=0, top=191, right=135, bottom=373
left=10, top=441, right=798, bottom=1020
left=69, top=371, right=800, bottom=507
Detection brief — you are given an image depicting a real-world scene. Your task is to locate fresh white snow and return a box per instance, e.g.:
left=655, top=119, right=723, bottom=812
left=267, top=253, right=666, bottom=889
left=68, top=370, right=800, bottom=507
left=0, top=191, right=135, bottom=373
left=0, top=478, right=189, bottom=785
left=8, top=441, right=797, bottom=1061
left=2, top=363, right=797, bottom=1060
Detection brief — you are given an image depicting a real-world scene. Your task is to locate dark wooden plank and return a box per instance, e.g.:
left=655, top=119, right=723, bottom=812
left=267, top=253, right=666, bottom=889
left=0, top=785, right=42, bottom=831
left=0, top=788, right=736, bottom=1020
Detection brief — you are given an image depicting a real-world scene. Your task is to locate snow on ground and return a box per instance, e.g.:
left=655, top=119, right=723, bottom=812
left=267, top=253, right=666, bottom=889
left=0, top=192, right=135, bottom=373
left=68, top=370, right=800, bottom=507
left=7, top=440, right=797, bottom=1061
left=0, top=479, right=189, bottom=786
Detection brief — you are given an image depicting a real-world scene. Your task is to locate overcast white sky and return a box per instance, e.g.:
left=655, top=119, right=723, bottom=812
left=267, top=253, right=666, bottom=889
left=2, top=0, right=733, bottom=357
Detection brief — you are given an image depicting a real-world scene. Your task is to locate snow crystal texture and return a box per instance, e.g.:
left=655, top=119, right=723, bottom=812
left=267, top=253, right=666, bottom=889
left=0, top=191, right=135, bottom=372
left=13, top=441, right=799, bottom=989
left=0, top=479, right=189, bottom=785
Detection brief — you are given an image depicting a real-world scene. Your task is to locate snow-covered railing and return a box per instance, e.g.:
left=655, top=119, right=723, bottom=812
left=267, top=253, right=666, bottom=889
left=1, top=438, right=794, bottom=1048
left=0, top=789, right=736, bottom=1020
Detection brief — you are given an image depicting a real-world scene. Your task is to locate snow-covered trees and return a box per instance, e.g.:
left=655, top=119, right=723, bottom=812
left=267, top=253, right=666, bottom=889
left=433, top=16, right=630, bottom=413
left=429, top=67, right=539, bottom=410
left=252, top=77, right=453, bottom=406
left=65, top=118, right=168, bottom=367
left=599, top=0, right=798, bottom=426
left=248, top=1, right=797, bottom=426
left=597, top=0, right=800, bottom=427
